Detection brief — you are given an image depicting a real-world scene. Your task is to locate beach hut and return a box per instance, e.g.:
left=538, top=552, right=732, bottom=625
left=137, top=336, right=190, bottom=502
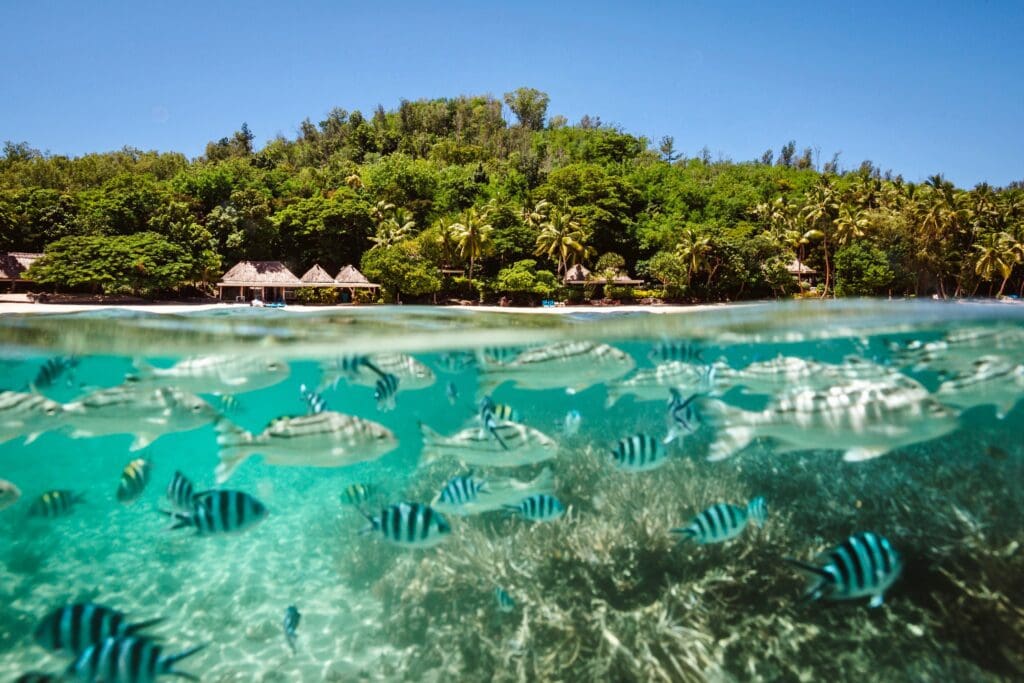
left=217, top=261, right=302, bottom=303
left=786, top=259, right=818, bottom=287
left=563, top=264, right=592, bottom=285
left=299, top=264, right=338, bottom=288
left=334, top=265, right=381, bottom=303
left=0, top=252, right=42, bottom=292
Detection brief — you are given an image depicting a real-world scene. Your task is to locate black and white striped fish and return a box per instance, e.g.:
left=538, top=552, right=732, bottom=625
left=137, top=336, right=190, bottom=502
left=65, top=636, right=205, bottom=683
left=495, top=587, right=515, bottom=613
left=477, top=396, right=512, bottom=449
left=665, top=389, right=700, bottom=444
left=340, top=483, right=375, bottom=507
left=436, top=473, right=488, bottom=507
left=478, top=342, right=635, bottom=394
left=299, top=383, right=327, bottom=415
left=34, top=603, right=163, bottom=654
left=374, top=373, right=400, bottom=411
left=786, top=531, right=902, bottom=607
left=670, top=497, right=768, bottom=544
left=611, top=434, right=668, bottom=472
left=116, top=458, right=151, bottom=504
left=648, top=341, right=706, bottom=364
left=28, top=490, right=84, bottom=518
left=163, top=490, right=268, bottom=535
left=166, top=471, right=197, bottom=511
left=33, top=356, right=79, bottom=390
left=283, top=605, right=300, bottom=654
left=503, top=494, right=565, bottom=522
left=361, top=502, right=451, bottom=548
left=0, top=390, right=63, bottom=445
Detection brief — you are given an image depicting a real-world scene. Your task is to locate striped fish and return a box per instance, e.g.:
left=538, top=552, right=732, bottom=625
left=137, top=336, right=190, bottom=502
left=478, top=346, right=524, bottom=366
left=665, top=389, right=700, bottom=444
left=319, top=354, right=434, bottom=392
left=374, top=373, right=400, bottom=411
left=935, top=356, right=1024, bottom=418
left=611, top=434, right=667, bottom=472
left=605, top=361, right=719, bottom=407
left=33, top=356, right=79, bottom=389
left=116, top=458, right=151, bottom=504
left=166, top=471, right=196, bottom=510
left=495, top=587, right=515, bottom=613
left=283, top=605, right=300, bottom=654
left=419, top=422, right=557, bottom=468
left=478, top=342, right=635, bottom=394
left=215, top=412, right=397, bottom=484
left=648, top=341, right=706, bottom=364
left=477, top=395, right=517, bottom=448
left=340, top=483, right=376, bottom=507
left=163, top=490, right=268, bottom=535
left=670, top=497, right=767, bottom=544
left=66, top=636, right=205, bottom=683
left=126, top=355, right=289, bottom=395
left=786, top=532, right=902, bottom=607
left=299, top=383, right=327, bottom=415
left=436, top=352, right=477, bottom=373
left=0, top=390, right=63, bottom=445
left=28, top=490, right=84, bottom=518
left=361, top=502, right=451, bottom=548
left=435, top=474, right=488, bottom=507
left=433, top=468, right=555, bottom=517
left=504, top=494, right=565, bottom=522
left=34, top=603, right=162, bottom=654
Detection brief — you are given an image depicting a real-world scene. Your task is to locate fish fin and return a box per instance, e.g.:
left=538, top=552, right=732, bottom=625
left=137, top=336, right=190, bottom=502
left=784, top=557, right=831, bottom=579
left=70, top=429, right=94, bottom=439
left=528, top=467, right=556, bottom=496
left=125, top=617, right=165, bottom=635
left=669, top=528, right=696, bottom=542
left=131, top=358, right=157, bottom=378
left=160, top=509, right=193, bottom=530
left=214, top=419, right=255, bottom=484
left=417, top=422, right=445, bottom=464
left=707, top=426, right=754, bottom=461
left=160, top=643, right=207, bottom=678
left=131, top=433, right=157, bottom=451
left=23, top=432, right=41, bottom=445
left=842, top=446, right=888, bottom=462
left=868, top=594, right=884, bottom=608
left=995, top=399, right=1019, bottom=419
left=500, top=504, right=521, bottom=515
left=604, top=391, right=621, bottom=408
left=359, top=511, right=378, bottom=535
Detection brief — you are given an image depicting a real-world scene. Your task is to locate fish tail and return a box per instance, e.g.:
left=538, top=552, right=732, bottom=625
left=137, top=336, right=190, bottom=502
left=160, top=509, right=193, bottom=530
left=417, top=422, right=444, bottom=464
left=707, top=426, right=755, bottom=461
left=160, top=643, right=207, bottom=678
left=530, top=467, right=556, bottom=496
left=124, top=617, right=165, bottom=635
left=214, top=419, right=255, bottom=484
left=670, top=527, right=696, bottom=542
left=784, top=556, right=833, bottom=601
left=125, top=358, right=156, bottom=383
left=358, top=511, right=378, bottom=536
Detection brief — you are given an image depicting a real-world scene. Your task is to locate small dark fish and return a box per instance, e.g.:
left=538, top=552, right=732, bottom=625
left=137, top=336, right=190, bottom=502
left=374, top=373, right=399, bottom=411
left=340, top=483, right=375, bottom=506
left=495, top=587, right=515, bottom=613
left=283, top=605, right=300, bottom=654
left=664, top=389, right=700, bottom=444
left=503, top=494, right=565, bottom=522
left=437, top=473, right=488, bottom=506
left=986, top=445, right=1009, bottom=461
left=478, top=396, right=509, bottom=450
left=446, top=381, right=458, bottom=405
left=785, top=531, right=902, bottom=607
left=361, top=502, right=451, bottom=547
left=66, top=636, right=205, bottom=682
left=163, top=490, right=268, bottom=535
left=671, top=498, right=767, bottom=545
left=35, top=603, right=163, bottom=654
left=28, top=490, right=84, bottom=518
left=116, top=458, right=151, bottom=504
left=166, top=470, right=196, bottom=510
left=611, top=434, right=667, bottom=472
left=299, top=383, right=327, bottom=415
left=33, top=356, right=79, bottom=389
left=15, top=673, right=61, bottom=683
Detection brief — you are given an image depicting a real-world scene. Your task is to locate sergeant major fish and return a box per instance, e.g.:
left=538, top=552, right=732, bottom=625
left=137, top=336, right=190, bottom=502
left=361, top=502, right=451, bottom=548
left=504, top=494, right=565, bottom=522
left=66, top=636, right=205, bottom=682
left=786, top=531, right=902, bottom=607
left=35, top=603, right=163, bottom=654
left=478, top=342, right=635, bottom=394
left=432, top=467, right=555, bottom=517
left=166, top=471, right=197, bottom=510
left=28, top=490, right=84, bottom=518
left=116, top=458, right=151, bottom=504
left=665, top=389, right=700, bottom=444
left=319, top=353, right=435, bottom=392
left=215, top=411, right=398, bottom=483
left=126, top=355, right=289, bottom=395
left=299, top=384, right=327, bottom=415
left=611, top=434, right=668, bottom=472
left=671, top=497, right=767, bottom=544
left=419, top=422, right=557, bottom=468
left=163, top=490, right=268, bottom=535
left=340, top=483, right=376, bottom=507
left=61, top=385, right=219, bottom=451
left=374, top=373, right=400, bottom=411
left=433, top=473, right=488, bottom=508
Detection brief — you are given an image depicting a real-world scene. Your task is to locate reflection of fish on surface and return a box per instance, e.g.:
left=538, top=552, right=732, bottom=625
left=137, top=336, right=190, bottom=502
left=0, top=478, right=21, bottom=510
left=478, top=342, right=635, bottom=394
left=786, top=531, right=902, bottom=607
left=934, top=356, right=1024, bottom=418
left=319, top=353, right=435, bottom=392
left=886, top=327, right=1024, bottom=374
left=32, top=356, right=80, bottom=390
left=717, top=355, right=900, bottom=396
left=605, top=361, right=718, bottom=407
left=419, top=422, right=557, bottom=468
left=215, top=412, right=398, bottom=483
left=433, top=467, right=556, bottom=516
left=61, top=385, right=219, bottom=451
left=0, top=390, right=64, bottom=445
left=698, top=377, right=961, bottom=462
left=125, top=355, right=290, bottom=395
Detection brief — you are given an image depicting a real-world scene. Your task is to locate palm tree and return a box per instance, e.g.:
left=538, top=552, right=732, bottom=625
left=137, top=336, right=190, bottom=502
left=522, top=199, right=551, bottom=229
left=675, top=228, right=712, bottom=289
left=434, top=217, right=460, bottom=269
left=369, top=207, right=416, bottom=250
left=973, top=231, right=1021, bottom=298
left=345, top=173, right=364, bottom=190
left=452, top=207, right=493, bottom=286
left=801, top=178, right=839, bottom=297
left=534, top=209, right=589, bottom=278
left=371, top=200, right=396, bottom=226
left=834, top=205, right=869, bottom=247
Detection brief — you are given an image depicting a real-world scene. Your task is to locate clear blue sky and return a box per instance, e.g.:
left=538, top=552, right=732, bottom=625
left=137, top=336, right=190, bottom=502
left=2, top=1, right=1022, bottom=187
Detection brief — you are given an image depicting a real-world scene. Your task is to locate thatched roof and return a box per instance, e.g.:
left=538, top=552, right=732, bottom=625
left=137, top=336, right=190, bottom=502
left=218, top=261, right=301, bottom=287
left=300, top=264, right=337, bottom=285
left=609, top=273, right=644, bottom=286
left=0, top=252, right=41, bottom=281
left=786, top=259, right=817, bottom=275
left=335, top=265, right=379, bottom=288
left=564, top=264, right=591, bottom=284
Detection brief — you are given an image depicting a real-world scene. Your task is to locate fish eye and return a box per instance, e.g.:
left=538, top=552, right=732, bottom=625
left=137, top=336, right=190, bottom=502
left=45, top=406, right=58, bottom=416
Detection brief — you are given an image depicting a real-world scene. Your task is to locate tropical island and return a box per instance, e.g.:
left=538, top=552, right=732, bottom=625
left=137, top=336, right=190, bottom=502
left=2, top=88, right=1022, bottom=306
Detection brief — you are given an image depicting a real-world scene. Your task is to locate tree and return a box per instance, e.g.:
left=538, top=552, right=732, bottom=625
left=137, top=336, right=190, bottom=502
left=801, top=177, right=840, bottom=296
left=503, top=88, right=550, bottom=130
left=534, top=209, right=589, bottom=278
left=360, top=241, right=441, bottom=303
left=494, top=259, right=558, bottom=302
left=973, top=231, right=1020, bottom=297
left=675, top=228, right=712, bottom=289
left=452, top=207, right=493, bottom=286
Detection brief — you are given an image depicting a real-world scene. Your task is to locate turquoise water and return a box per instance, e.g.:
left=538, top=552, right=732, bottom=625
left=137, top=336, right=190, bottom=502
left=0, top=301, right=1022, bottom=681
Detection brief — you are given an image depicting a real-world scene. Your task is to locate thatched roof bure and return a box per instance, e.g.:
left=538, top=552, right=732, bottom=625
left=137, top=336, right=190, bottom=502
left=300, top=264, right=337, bottom=285
left=335, top=265, right=379, bottom=288
left=0, top=252, right=41, bottom=281
left=218, top=261, right=302, bottom=287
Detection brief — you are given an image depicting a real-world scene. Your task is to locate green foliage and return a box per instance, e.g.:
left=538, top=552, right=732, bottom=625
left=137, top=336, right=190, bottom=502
left=834, top=242, right=896, bottom=296
left=292, top=286, right=339, bottom=305
left=27, top=232, right=193, bottom=295
left=494, top=259, right=558, bottom=301
left=360, top=241, right=441, bottom=303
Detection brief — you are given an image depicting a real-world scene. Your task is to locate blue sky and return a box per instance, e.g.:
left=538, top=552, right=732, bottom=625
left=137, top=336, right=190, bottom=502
left=1, top=1, right=1021, bottom=187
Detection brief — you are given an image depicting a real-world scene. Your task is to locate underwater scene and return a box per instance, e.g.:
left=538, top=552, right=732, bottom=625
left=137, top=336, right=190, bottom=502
left=0, top=301, right=1022, bottom=682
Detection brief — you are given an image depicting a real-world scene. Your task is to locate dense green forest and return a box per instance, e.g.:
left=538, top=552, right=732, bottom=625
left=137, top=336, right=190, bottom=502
left=2, top=88, right=1023, bottom=302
